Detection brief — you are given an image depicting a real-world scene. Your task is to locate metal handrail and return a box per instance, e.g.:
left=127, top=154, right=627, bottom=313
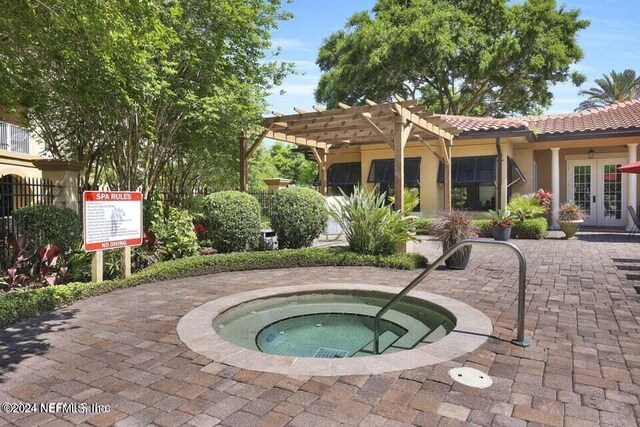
left=373, top=239, right=529, bottom=354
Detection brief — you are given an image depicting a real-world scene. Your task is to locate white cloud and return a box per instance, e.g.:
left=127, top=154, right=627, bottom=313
left=271, top=38, right=314, bottom=52
left=273, top=84, right=317, bottom=96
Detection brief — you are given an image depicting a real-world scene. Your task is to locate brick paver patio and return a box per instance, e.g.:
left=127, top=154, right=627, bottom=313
left=2, top=231, right=640, bottom=426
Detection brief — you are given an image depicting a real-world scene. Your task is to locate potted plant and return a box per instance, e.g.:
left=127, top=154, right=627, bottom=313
left=432, top=209, right=479, bottom=270
left=557, top=203, right=583, bottom=239
left=486, top=209, right=514, bottom=241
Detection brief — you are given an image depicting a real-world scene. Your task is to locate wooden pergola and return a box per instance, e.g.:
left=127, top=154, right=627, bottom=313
left=240, top=97, right=461, bottom=210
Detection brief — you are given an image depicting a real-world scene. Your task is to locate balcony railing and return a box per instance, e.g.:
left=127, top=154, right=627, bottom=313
left=0, top=121, right=30, bottom=154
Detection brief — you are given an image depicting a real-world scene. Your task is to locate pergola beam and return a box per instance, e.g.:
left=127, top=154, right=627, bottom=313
left=391, top=103, right=455, bottom=140
left=359, top=113, right=394, bottom=148
left=265, top=130, right=329, bottom=150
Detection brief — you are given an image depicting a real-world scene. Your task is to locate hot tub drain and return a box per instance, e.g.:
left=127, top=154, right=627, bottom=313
left=314, top=347, right=349, bottom=358
left=448, top=367, right=493, bottom=389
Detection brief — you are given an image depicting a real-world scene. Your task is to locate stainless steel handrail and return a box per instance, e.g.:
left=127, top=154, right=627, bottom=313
left=373, top=239, right=529, bottom=354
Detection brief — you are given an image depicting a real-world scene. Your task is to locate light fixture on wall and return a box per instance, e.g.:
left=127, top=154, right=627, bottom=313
left=588, top=149, right=595, bottom=159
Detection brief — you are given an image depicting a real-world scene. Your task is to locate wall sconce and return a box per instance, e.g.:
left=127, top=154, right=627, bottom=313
left=588, top=149, right=595, bottom=159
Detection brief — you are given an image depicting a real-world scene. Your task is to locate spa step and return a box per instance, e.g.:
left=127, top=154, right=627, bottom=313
left=354, top=330, right=401, bottom=356
left=392, top=319, right=450, bottom=350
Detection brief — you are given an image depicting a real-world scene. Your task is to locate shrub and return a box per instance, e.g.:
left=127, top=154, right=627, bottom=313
left=329, top=186, right=417, bottom=255
left=511, top=218, right=548, bottom=239
left=202, top=191, right=261, bottom=253
left=146, top=200, right=199, bottom=260
left=0, top=247, right=428, bottom=329
left=474, top=218, right=547, bottom=239
left=413, top=217, right=435, bottom=235
left=474, top=219, right=493, bottom=237
left=270, top=188, right=328, bottom=249
left=13, top=205, right=81, bottom=251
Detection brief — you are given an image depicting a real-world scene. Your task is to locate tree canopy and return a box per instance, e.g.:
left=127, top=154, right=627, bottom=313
left=315, top=0, right=590, bottom=117
left=576, top=69, right=640, bottom=111
left=0, top=0, right=292, bottom=195
left=248, top=143, right=317, bottom=190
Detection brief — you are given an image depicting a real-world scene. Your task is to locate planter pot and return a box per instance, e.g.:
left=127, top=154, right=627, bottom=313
left=558, top=219, right=583, bottom=239
left=492, top=225, right=512, bottom=242
left=444, top=244, right=472, bottom=270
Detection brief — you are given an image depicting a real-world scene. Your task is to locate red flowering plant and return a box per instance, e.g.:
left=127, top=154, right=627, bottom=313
left=534, top=188, right=553, bottom=212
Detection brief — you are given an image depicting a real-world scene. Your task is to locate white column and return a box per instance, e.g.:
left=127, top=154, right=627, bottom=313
left=627, top=143, right=638, bottom=230
left=550, top=148, right=560, bottom=230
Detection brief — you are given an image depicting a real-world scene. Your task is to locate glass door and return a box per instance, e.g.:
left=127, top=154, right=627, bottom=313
left=598, top=160, right=626, bottom=227
left=568, top=161, right=596, bottom=226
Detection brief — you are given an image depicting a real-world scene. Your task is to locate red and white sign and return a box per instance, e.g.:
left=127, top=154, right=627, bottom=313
left=83, top=191, right=143, bottom=252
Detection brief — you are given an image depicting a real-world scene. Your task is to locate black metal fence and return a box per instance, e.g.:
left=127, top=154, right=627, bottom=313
left=1, top=176, right=61, bottom=266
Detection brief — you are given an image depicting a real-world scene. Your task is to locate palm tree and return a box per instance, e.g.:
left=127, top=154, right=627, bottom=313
left=576, top=69, right=640, bottom=111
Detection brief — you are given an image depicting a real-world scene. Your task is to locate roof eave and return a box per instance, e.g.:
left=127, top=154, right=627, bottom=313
left=533, top=127, right=640, bottom=141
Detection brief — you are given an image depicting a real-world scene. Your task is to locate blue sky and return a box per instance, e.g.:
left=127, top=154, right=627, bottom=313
left=266, top=0, right=640, bottom=116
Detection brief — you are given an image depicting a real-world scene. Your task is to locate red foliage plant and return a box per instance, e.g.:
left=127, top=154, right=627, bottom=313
left=534, top=188, right=553, bottom=211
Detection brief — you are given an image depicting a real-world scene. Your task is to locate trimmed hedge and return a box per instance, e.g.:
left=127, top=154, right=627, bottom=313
left=13, top=205, right=81, bottom=251
left=270, top=187, right=328, bottom=249
left=0, top=247, right=427, bottom=329
left=475, top=218, right=548, bottom=239
left=202, top=191, right=261, bottom=253
left=413, top=217, right=435, bottom=235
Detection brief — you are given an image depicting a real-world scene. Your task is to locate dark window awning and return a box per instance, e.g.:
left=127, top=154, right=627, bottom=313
left=438, top=156, right=497, bottom=185
left=328, top=162, right=361, bottom=186
left=508, top=156, right=526, bottom=186
left=367, top=157, right=421, bottom=187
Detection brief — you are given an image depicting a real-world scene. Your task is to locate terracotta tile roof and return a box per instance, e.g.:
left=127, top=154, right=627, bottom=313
left=430, top=99, right=640, bottom=137
left=433, top=115, right=528, bottom=133
left=524, top=99, right=640, bottom=135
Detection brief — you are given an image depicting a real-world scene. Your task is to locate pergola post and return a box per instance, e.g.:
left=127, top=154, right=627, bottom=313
left=311, top=148, right=329, bottom=196
left=239, top=132, right=248, bottom=192
left=393, top=121, right=413, bottom=211
left=441, top=138, right=452, bottom=211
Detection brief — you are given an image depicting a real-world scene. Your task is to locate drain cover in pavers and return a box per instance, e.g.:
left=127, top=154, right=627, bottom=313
left=448, top=367, right=493, bottom=388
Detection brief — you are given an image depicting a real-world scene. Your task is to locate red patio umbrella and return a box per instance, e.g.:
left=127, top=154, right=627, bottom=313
left=619, top=161, right=640, bottom=174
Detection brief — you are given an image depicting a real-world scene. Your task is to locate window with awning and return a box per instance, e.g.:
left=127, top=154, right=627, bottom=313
left=316, top=162, right=361, bottom=196
left=437, top=156, right=497, bottom=184
left=367, top=157, right=421, bottom=187
left=436, top=156, right=526, bottom=211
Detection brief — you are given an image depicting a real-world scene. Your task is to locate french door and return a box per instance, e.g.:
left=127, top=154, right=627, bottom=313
left=567, top=159, right=626, bottom=227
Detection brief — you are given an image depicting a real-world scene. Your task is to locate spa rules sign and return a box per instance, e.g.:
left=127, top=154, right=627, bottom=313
left=83, top=191, right=143, bottom=251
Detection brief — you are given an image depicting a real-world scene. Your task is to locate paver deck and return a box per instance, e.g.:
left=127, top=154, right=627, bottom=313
left=2, top=231, right=640, bottom=426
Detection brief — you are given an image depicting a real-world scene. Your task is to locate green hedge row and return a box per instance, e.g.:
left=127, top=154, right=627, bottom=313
left=414, top=217, right=548, bottom=239
left=0, top=248, right=427, bottom=329
left=474, top=217, right=548, bottom=239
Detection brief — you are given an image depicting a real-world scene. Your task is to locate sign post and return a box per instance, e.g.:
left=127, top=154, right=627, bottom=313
left=83, top=191, right=143, bottom=282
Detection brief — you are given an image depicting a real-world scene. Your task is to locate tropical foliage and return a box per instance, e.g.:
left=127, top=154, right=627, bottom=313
left=577, top=69, right=640, bottom=111
left=507, top=194, right=546, bottom=221
left=329, top=186, right=417, bottom=255
left=315, top=0, right=589, bottom=117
